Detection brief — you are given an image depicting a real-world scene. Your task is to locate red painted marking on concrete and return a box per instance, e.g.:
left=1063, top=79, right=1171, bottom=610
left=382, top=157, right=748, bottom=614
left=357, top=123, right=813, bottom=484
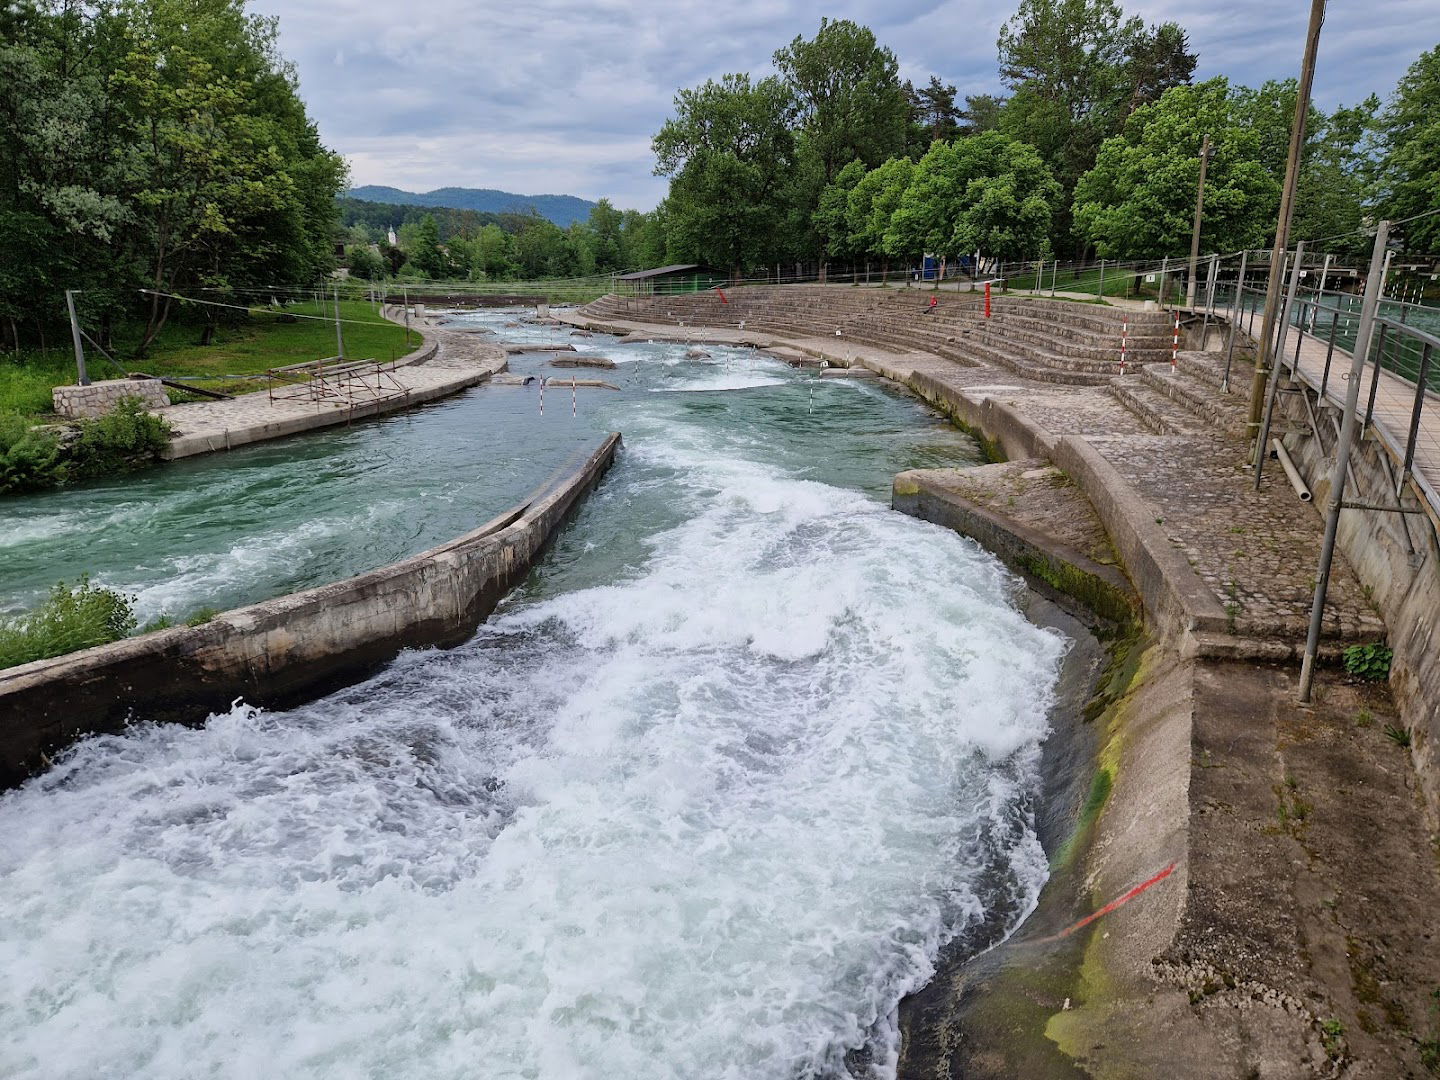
left=1031, top=862, right=1177, bottom=945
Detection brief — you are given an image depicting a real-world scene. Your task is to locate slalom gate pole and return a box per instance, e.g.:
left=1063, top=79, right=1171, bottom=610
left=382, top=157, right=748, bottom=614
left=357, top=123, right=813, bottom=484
left=572, top=376, right=577, bottom=418
left=1171, top=314, right=1180, bottom=372
left=1120, top=317, right=1129, bottom=374
left=539, top=379, right=545, bottom=416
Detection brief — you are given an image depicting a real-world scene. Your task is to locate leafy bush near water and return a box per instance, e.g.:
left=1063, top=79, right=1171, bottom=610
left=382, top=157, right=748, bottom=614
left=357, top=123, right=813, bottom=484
left=0, top=578, right=137, bottom=670
left=0, top=396, right=172, bottom=495
left=0, top=410, right=65, bottom=493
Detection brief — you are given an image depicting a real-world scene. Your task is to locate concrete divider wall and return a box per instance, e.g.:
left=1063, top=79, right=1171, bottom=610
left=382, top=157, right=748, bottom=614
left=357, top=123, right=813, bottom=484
left=0, top=433, right=622, bottom=788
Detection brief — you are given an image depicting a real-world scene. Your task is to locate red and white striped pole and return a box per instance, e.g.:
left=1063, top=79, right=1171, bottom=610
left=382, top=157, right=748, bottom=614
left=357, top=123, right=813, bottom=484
left=539, top=378, right=545, bottom=416
left=571, top=376, right=577, bottom=418
left=1120, top=316, right=1129, bottom=373
left=1171, top=314, right=1180, bottom=372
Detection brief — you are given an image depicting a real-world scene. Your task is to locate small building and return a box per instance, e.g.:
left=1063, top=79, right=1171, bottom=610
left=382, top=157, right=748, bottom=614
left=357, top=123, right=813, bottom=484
left=613, top=264, right=728, bottom=296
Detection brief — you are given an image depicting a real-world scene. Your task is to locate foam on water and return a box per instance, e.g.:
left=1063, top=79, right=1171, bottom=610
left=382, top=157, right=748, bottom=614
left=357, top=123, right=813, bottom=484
left=0, top=399, right=1063, bottom=1079
left=0, top=309, right=1064, bottom=1078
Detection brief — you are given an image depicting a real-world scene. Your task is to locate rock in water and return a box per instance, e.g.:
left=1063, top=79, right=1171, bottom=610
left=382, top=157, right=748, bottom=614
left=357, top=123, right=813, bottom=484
left=550, top=356, right=617, bottom=370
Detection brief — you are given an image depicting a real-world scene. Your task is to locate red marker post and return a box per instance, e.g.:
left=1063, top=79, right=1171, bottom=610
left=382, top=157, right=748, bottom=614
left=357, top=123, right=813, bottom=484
left=984, top=281, right=992, bottom=319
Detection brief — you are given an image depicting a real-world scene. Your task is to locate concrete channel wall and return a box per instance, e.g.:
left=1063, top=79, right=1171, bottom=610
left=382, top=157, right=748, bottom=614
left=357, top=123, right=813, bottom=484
left=0, top=433, right=622, bottom=789
left=1275, top=395, right=1440, bottom=816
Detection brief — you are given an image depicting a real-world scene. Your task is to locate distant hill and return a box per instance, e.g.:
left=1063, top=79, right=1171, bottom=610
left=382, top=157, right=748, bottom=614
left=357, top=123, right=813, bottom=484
left=347, top=186, right=598, bottom=228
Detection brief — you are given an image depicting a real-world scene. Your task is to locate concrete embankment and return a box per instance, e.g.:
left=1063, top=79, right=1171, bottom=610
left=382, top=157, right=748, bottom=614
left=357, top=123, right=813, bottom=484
left=159, top=310, right=508, bottom=460
left=0, top=433, right=621, bottom=789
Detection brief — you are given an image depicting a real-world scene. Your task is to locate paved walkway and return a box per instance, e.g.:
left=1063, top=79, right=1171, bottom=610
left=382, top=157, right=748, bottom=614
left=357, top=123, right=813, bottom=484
left=560, top=308, right=1383, bottom=644
left=157, top=321, right=508, bottom=459
left=1277, top=322, right=1440, bottom=515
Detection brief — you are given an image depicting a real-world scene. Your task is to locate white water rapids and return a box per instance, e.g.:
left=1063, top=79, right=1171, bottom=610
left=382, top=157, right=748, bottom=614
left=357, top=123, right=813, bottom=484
left=0, top=338, right=1066, bottom=1079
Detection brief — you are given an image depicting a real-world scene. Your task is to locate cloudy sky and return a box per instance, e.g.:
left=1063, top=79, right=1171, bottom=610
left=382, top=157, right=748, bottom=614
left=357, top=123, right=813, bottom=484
left=249, top=0, right=1440, bottom=210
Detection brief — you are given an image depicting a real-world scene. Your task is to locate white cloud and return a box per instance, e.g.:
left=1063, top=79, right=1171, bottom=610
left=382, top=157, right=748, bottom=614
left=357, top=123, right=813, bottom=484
left=250, top=0, right=1440, bottom=210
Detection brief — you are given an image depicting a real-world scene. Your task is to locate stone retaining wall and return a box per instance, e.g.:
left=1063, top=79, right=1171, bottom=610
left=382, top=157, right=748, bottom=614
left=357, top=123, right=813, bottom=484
left=0, top=432, right=622, bottom=788
left=53, top=378, right=169, bottom=419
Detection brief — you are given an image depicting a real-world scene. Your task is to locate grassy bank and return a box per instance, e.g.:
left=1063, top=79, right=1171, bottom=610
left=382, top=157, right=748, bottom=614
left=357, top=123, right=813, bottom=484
left=1005, top=265, right=1181, bottom=302
left=1, top=300, right=410, bottom=418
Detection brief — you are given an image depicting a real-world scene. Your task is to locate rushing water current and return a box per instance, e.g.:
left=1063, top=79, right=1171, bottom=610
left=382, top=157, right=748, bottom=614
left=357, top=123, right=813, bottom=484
left=0, top=310, right=1067, bottom=1079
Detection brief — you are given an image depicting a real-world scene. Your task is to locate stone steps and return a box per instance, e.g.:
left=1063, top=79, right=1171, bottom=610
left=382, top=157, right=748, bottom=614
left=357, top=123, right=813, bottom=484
left=1109, top=381, right=1211, bottom=435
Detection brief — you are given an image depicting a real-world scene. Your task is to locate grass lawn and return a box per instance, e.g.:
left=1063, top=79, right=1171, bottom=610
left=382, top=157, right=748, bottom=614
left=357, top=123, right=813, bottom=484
left=1, top=299, right=411, bottom=418
left=1004, top=265, right=1181, bottom=302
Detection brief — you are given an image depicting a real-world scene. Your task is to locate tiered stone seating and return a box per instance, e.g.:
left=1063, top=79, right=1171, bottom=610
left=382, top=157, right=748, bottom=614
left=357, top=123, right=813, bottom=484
left=578, top=286, right=1175, bottom=386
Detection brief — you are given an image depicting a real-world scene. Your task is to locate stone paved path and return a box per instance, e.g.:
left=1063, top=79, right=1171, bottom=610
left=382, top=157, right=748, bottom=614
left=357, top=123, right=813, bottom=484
left=157, top=321, right=507, bottom=459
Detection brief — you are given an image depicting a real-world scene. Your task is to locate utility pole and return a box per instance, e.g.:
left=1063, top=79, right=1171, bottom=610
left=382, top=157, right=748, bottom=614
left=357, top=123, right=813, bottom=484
left=333, top=284, right=345, bottom=360
left=1186, top=134, right=1212, bottom=308
left=1298, top=221, right=1389, bottom=702
left=1246, top=0, right=1327, bottom=450
left=65, top=290, right=90, bottom=386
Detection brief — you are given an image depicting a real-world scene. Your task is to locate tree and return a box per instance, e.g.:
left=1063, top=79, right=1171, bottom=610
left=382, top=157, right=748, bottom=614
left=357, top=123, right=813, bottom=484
left=653, top=73, right=795, bottom=276
left=996, top=0, right=1196, bottom=247
left=847, top=156, right=915, bottom=269
left=773, top=19, right=910, bottom=184
left=474, top=224, right=515, bottom=279
left=815, top=159, right=867, bottom=259
left=0, top=0, right=344, bottom=354
left=960, top=94, right=1007, bottom=136
left=888, top=133, right=1061, bottom=263
left=1374, top=46, right=1440, bottom=252
left=774, top=19, right=911, bottom=263
left=346, top=244, right=384, bottom=280
left=408, top=215, right=448, bottom=278
left=1072, top=78, right=1280, bottom=258
left=587, top=198, right=624, bottom=272
left=909, top=76, right=962, bottom=144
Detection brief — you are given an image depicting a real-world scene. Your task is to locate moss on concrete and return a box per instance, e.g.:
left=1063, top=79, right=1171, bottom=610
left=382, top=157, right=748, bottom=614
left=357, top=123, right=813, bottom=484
left=1014, top=550, right=1137, bottom=628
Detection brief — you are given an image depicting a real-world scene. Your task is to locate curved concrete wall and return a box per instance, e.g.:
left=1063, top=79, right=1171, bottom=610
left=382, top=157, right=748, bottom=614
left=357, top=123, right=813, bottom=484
left=0, top=433, right=621, bottom=788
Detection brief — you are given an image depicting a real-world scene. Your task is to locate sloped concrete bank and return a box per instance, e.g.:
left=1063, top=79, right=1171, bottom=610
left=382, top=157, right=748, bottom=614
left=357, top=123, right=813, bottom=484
left=0, top=433, right=621, bottom=789
left=892, top=411, right=1440, bottom=1076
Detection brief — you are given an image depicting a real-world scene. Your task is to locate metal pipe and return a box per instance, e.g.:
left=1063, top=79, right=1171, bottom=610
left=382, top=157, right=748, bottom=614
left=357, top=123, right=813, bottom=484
left=1222, top=249, right=1248, bottom=392
left=1272, top=438, right=1313, bottom=502
left=1254, top=242, right=1306, bottom=485
left=1298, top=220, right=1389, bottom=703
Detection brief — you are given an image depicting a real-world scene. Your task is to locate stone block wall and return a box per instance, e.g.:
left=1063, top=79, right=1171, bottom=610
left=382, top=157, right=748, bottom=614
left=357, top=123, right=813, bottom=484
left=52, top=378, right=170, bottom=419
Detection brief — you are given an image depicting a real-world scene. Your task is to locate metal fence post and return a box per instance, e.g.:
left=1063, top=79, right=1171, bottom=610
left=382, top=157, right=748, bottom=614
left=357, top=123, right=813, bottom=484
left=65, top=290, right=90, bottom=386
left=1298, top=221, right=1389, bottom=703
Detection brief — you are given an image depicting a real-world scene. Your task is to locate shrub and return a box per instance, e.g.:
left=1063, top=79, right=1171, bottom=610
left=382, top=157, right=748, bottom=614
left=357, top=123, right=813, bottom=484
left=70, top=395, right=172, bottom=477
left=1343, top=642, right=1393, bottom=682
left=0, top=577, right=137, bottom=669
left=0, top=410, right=65, bottom=494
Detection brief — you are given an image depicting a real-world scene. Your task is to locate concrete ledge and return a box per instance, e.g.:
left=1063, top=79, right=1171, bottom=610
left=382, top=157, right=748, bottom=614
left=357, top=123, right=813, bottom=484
left=0, top=432, right=622, bottom=788
left=905, top=370, right=1056, bottom=461
left=159, top=343, right=475, bottom=460
left=894, top=470, right=1139, bottom=625
left=1050, top=434, right=1230, bottom=640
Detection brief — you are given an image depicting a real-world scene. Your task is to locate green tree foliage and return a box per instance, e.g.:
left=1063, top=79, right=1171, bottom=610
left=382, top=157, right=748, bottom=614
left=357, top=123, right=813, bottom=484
left=1073, top=78, right=1280, bottom=258
left=996, top=0, right=1196, bottom=245
left=0, top=0, right=346, bottom=354
left=345, top=244, right=385, bottom=280
left=653, top=74, right=796, bottom=275
left=407, top=215, right=449, bottom=278
left=847, top=156, right=915, bottom=261
left=815, top=160, right=868, bottom=259
left=1374, top=46, right=1440, bottom=251
left=774, top=19, right=910, bottom=184
left=0, top=576, right=138, bottom=670
left=888, top=133, right=1061, bottom=262
left=960, top=94, right=1007, bottom=136
left=586, top=199, right=625, bottom=272
left=907, top=75, right=963, bottom=145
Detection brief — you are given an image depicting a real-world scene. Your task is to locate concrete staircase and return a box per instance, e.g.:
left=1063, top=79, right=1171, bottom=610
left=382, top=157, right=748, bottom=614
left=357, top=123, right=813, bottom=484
left=579, top=287, right=1176, bottom=386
